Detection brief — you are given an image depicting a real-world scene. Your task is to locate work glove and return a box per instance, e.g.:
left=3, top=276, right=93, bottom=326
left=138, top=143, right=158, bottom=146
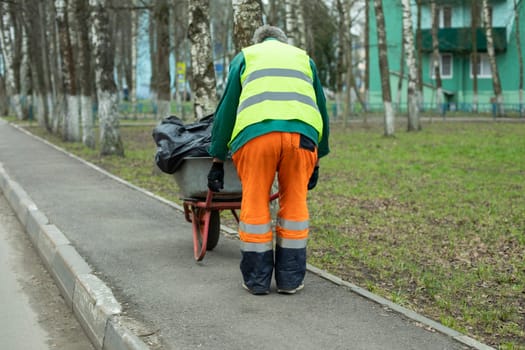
left=207, top=162, right=224, bottom=192
left=307, top=166, right=319, bottom=190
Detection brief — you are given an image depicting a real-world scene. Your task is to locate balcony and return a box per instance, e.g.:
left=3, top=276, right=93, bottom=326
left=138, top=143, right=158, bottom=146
left=419, top=27, right=507, bottom=53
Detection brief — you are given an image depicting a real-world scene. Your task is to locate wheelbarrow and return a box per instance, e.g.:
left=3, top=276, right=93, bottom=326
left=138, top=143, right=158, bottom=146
left=173, top=157, right=278, bottom=261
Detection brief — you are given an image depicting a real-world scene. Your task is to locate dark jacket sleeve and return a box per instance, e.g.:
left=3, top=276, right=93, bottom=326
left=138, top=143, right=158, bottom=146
left=208, top=53, right=245, bottom=160
left=310, top=59, right=330, bottom=158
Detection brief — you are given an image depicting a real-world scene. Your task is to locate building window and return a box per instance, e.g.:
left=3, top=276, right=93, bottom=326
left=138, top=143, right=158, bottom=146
left=440, top=6, right=452, bottom=28
left=471, top=54, right=492, bottom=78
left=430, top=53, right=453, bottom=79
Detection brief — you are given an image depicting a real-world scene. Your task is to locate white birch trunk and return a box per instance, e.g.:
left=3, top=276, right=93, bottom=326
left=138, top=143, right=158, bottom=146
left=90, top=0, right=124, bottom=156
left=80, top=95, right=95, bottom=148
left=157, top=100, right=171, bottom=120
left=35, top=94, right=46, bottom=127
left=130, top=2, right=138, bottom=111
left=384, top=101, right=395, bottom=136
left=285, top=0, right=305, bottom=48
left=0, top=4, right=17, bottom=117
left=232, top=0, right=263, bottom=51
left=431, top=1, right=442, bottom=116
left=374, top=0, right=395, bottom=136
left=401, top=0, right=420, bottom=130
left=188, top=0, right=217, bottom=120
left=67, top=95, right=81, bottom=141
left=482, top=0, right=504, bottom=117
left=20, top=26, right=31, bottom=120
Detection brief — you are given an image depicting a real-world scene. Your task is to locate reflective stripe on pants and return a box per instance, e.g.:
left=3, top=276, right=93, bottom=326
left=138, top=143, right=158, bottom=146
left=233, top=132, right=317, bottom=291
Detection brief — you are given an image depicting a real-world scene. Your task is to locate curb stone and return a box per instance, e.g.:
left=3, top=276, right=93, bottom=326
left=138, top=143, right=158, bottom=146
left=0, top=163, right=152, bottom=350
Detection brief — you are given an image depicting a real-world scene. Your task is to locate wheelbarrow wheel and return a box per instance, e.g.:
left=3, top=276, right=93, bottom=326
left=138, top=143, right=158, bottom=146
left=204, top=210, right=220, bottom=251
left=192, top=208, right=221, bottom=260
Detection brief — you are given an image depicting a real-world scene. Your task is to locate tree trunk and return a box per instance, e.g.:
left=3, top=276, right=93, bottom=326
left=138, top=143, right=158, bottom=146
left=188, top=0, right=217, bottom=120
left=401, top=0, right=420, bottom=131
left=20, top=22, right=32, bottom=121
left=334, top=0, right=346, bottom=121
left=396, top=25, right=404, bottom=112
left=482, top=0, right=504, bottom=117
left=155, top=0, right=171, bottom=120
left=343, top=0, right=355, bottom=127
left=471, top=0, right=479, bottom=112
left=0, top=74, right=7, bottom=116
left=232, top=0, right=263, bottom=51
left=22, top=0, right=49, bottom=129
left=431, top=1, right=442, bottom=119
left=48, top=0, right=65, bottom=135
left=416, top=0, right=423, bottom=110
left=514, top=0, right=524, bottom=117
left=75, top=0, right=95, bottom=148
left=374, top=0, right=394, bottom=136
left=130, top=1, right=138, bottom=113
left=173, top=0, right=189, bottom=120
left=364, top=0, right=369, bottom=117
left=56, top=0, right=80, bottom=141
left=0, top=3, right=21, bottom=119
left=148, top=11, right=157, bottom=108
left=90, top=0, right=124, bottom=156
left=285, top=0, right=306, bottom=48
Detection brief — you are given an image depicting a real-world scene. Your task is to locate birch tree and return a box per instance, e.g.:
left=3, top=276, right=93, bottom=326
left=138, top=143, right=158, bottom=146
left=416, top=0, right=423, bottom=110
left=363, top=0, right=369, bottom=115
left=188, top=0, right=217, bottom=120
left=0, top=2, right=22, bottom=119
left=22, top=0, right=49, bottom=129
left=232, top=0, right=263, bottom=51
left=396, top=25, right=404, bottom=112
left=48, top=0, right=65, bottom=134
left=75, top=0, right=95, bottom=148
left=471, top=0, right=479, bottom=112
left=401, top=0, right=420, bottom=131
left=130, top=0, right=139, bottom=112
left=374, top=0, right=394, bottom=136
left=431, top=1, right=442, bottom=117
left=482, top=0, right=504, bottom=117
left=90, top=0, right=124, bottom=156
left=155, top=0, right=171, bottom=120
left=56, top=0, right=80, bottom=141
left=286, top=0, right=306, bottom=48
left=334, top=0, right=345, bottom=120
left=514, top=0, right=524, bottom=117
left=172, top=0, right=189, bottom=119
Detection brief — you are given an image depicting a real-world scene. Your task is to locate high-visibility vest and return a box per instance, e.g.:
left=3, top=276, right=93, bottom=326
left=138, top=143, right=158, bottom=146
left=229, top=40, right=323, bottom=145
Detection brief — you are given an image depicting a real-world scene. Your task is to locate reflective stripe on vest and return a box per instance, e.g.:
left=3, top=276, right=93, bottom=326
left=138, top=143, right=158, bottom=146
left=229, top=40, right=323, bottom=146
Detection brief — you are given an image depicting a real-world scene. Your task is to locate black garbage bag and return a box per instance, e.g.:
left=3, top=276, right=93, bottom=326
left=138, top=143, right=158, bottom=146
left=152, top=114, right=213, bottom=174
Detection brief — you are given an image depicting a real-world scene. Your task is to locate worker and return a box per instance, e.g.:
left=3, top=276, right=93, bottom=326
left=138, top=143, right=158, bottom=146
left=207, top=25, right=330, bottom=295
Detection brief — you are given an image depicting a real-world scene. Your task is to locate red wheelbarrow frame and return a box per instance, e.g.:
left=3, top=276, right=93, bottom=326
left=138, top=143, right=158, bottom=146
left=182, top=190, right=278, bottom=261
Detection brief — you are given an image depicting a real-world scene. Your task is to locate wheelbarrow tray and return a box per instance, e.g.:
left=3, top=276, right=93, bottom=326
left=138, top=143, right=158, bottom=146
left=173, top=157, right=242, bottom=199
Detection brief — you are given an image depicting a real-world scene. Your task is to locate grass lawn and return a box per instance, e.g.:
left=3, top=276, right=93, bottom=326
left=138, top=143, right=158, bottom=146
left=10, top=117, right=525, bottom=349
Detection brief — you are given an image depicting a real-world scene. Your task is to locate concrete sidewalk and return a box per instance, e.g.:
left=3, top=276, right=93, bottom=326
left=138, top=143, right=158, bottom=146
left=0, top=119, right=494, bottom=350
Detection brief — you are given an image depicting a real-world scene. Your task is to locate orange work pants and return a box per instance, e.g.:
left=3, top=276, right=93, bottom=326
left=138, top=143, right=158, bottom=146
left=232, top=132, right=317, bottom=292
